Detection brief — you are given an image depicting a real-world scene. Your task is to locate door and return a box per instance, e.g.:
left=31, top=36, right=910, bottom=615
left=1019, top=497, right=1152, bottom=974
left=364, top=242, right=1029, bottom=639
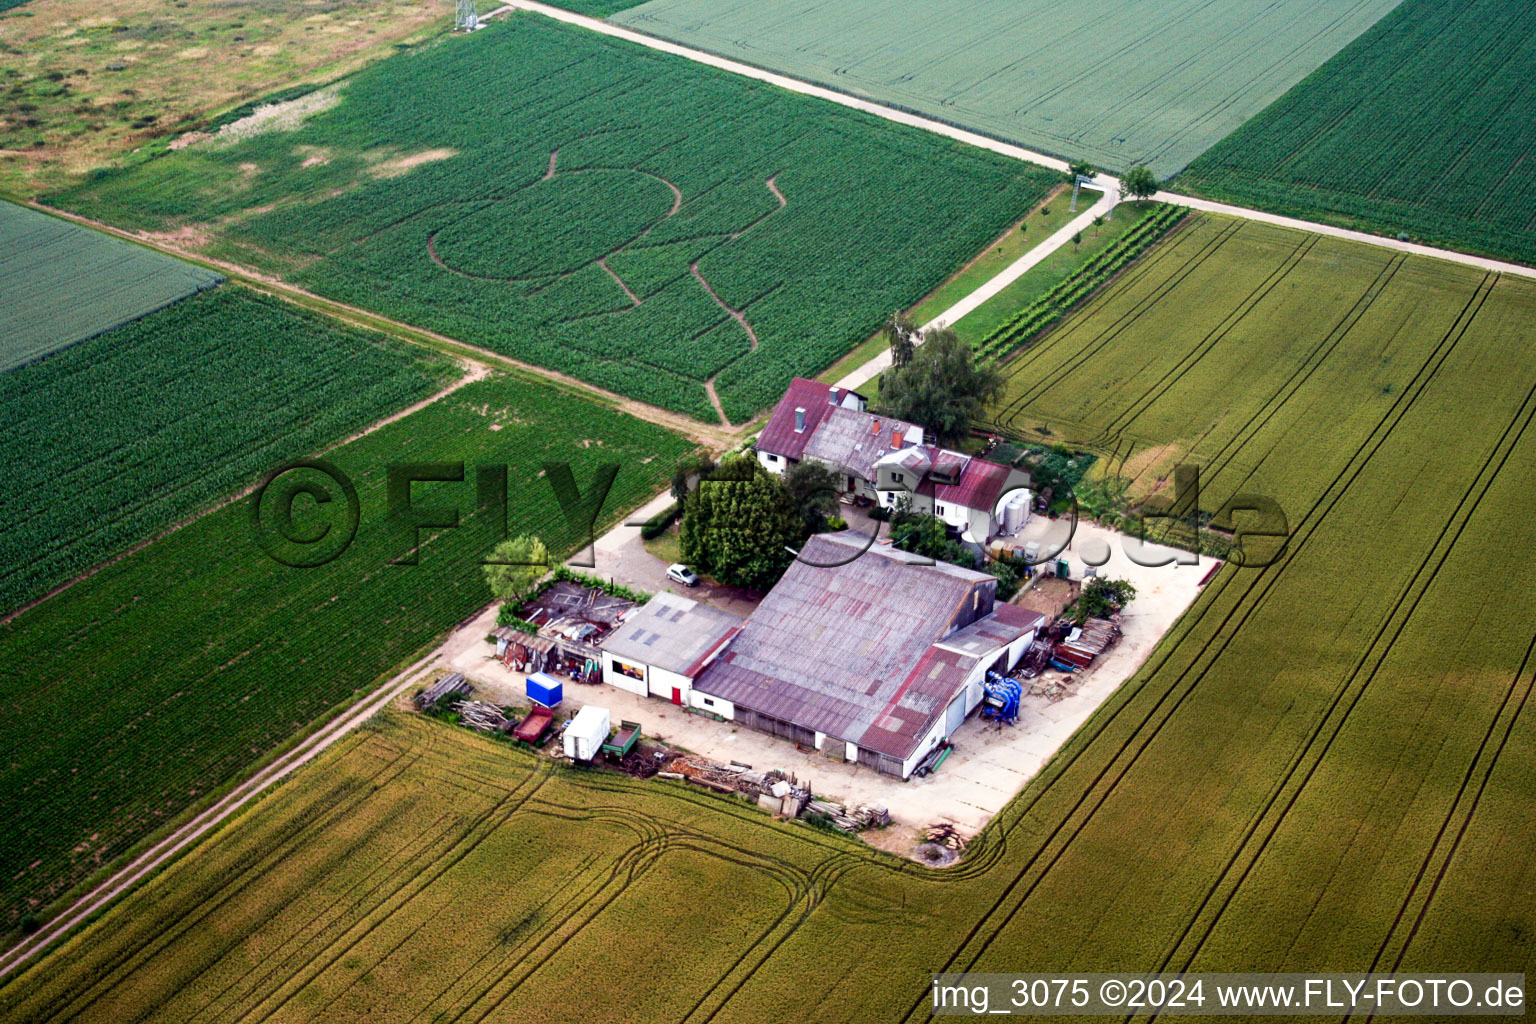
left=671, top=687, right=682, bottom=706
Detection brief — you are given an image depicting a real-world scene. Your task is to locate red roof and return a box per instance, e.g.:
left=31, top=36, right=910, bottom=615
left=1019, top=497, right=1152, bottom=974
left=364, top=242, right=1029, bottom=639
left=756, top=378, right=841, bottom=462
left=930, top=458, right=1014, bottom=514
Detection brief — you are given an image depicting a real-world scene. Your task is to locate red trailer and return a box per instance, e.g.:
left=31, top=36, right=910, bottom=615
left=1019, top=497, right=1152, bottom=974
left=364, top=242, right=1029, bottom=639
left=510, top=706, right=554, bottom=745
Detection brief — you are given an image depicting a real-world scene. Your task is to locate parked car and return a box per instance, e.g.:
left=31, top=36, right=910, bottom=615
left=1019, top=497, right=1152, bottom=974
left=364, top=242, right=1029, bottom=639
left=667, top=563, right=699, bottom=587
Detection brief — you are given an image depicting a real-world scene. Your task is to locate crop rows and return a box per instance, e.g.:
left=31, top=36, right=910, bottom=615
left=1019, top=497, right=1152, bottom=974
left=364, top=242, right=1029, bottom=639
left=974, top=203, right=1185, bottom=363
left=611, top=0, right=1400, bottom=178
left=0, top=201, right=222, bottom=373
left=48, top=15, right=1056, bottom=422
left=0, top=375, right=693, bottom=929
left=1178, top=0, right=1536, bottom=266
left=0, top=286, right=456, bottom=615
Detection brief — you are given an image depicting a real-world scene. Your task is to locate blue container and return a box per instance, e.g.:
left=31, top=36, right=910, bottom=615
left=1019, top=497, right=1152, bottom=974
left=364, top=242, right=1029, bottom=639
left=526, top=672, right=563, bottom=709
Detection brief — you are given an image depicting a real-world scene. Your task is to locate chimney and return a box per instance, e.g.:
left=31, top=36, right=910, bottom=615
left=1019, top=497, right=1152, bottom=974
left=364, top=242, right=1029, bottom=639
left=794, top=407, right=806, bottom=433
left=827, top=387, right=839, bottom=405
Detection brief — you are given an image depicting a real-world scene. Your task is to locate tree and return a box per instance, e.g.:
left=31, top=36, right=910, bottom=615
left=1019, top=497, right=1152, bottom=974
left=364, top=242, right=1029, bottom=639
left=679, top=454, right=807, bottom=591
left=1122, top=165, right=1159, bottom=202
left=670, top=453, right=717, bottom=505
left=874, top=327, right=1003, bottom=446
left=1073, top=577, right=1136, bottom=623
left=890, top=510, right=975, bottom=569
left=1068, top=160, right=1096, bottom=181
left=883, top=310, right=918, bottom=369
left=1073, top=231, right=1082, bottom=246
left=783, top=459, right=843, bottom=533
left=483, top=534, right=548, bottom=607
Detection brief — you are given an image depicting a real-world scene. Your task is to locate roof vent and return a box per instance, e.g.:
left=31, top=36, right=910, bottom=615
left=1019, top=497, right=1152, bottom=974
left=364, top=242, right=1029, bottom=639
left=794, top=407, right=806, bottom=433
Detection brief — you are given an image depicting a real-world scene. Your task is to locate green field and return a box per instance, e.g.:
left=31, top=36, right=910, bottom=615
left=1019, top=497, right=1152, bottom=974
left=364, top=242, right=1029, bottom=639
left=0, top=202, right=222, bottom=372
left=1178, top=0, right=1536, bottom=266
left=6, top=215, right=1535, bottom=1016
left=0, top=285, right=457, bottom=616
left=0, top=374, right=691, bottom=929
left=46, top=13, right=1057, bottom=423
left=612, top=0, right=1403, bottom=178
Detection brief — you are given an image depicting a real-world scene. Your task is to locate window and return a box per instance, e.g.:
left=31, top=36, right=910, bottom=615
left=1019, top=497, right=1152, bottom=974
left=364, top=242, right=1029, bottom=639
left=612, top=660, right=644, bottom=681
left=765, top=453, right=779, bottom=462
left=936, top=503, right=946, bottom=517
left=701, top=697, right=715, bottom=707
left=892, top=472, right=904, bottom=483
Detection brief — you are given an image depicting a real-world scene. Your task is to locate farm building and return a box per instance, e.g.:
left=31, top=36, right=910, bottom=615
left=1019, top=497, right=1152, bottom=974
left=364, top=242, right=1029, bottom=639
left=755, top=378, right=1031, bottom=542
left=600, top=591, right=744, bottom=707
left=690, top=533, right=1044, bottom=778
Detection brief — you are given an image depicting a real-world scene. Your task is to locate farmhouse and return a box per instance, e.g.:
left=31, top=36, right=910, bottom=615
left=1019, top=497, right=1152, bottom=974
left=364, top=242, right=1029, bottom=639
left=686, top=533, right=1043, bottom=778
left=600, top=591, right=744, bottom=706
left=755, top=378, right=1031, bottom=542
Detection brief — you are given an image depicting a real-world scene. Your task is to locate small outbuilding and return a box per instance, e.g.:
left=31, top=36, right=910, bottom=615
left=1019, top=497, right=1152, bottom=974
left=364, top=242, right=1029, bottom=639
left=600, top=591, right=744, bottom=707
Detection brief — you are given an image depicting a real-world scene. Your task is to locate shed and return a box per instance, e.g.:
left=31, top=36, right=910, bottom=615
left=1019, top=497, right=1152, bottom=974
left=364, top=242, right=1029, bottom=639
left=600, top=592, right=743, bottom=706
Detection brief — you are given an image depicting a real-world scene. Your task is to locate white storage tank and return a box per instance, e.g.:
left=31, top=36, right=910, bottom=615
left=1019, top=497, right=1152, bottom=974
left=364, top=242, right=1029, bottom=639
left=563, top=705, right=611, bottom=762
left=999, top=489, right=1032, bottom=535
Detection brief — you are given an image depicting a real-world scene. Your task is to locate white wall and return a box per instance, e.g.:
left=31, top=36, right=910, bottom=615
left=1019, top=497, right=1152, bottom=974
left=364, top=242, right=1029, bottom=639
left=690, top=690, right=734, bottom=719
left=601, top=650, right=649, bottom=697
left=902, top=713, right=949, bottom=778
left=757, top=450, right=788, bottom=475
left=648, top=665, right=692, bottom=703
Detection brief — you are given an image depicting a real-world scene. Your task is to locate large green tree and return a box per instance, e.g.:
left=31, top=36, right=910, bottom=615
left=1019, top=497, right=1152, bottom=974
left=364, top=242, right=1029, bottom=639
left=883, top=311, right=918, bottom=369
left=1122, top=164, right=1159, bottom=201
left=875, top=327, right=1003, bottom=446
left=783, top=459, right=843, bottom=532
left=484, top=534, right=548, bottom=606
left=679, top=454, right=806, bottom=590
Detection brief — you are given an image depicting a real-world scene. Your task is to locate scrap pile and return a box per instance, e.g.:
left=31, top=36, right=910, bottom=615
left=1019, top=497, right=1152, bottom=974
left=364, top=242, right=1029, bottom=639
left=1014, top=638, right=1055, bottom=679
left=454, top=700, right=509, bottom=733
left=415, top=673, right=473, bottom=709
left=1052, top=617, right=1120, bottom=670
left=804, top=800, right=891, bottom=833
left=923, top=822, right=967, bottom=852
left=661, top=757, right=812, bottom=815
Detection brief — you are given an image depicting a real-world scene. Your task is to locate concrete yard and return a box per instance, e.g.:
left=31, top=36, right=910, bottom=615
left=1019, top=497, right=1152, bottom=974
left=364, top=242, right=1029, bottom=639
left=437, top=517, right=1208, bottom=842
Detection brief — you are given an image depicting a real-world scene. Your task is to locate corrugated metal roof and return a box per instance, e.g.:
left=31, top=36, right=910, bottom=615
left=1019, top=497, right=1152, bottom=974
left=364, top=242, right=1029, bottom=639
left=934, top=605, right=1045, bottom=657
left=930, top=458, right=1016, bottom=515
left=601, top=592, right=745, bottom=677
left=695, top=534, right=995, bottom=759
left=803, top=406, right=920, bottom=482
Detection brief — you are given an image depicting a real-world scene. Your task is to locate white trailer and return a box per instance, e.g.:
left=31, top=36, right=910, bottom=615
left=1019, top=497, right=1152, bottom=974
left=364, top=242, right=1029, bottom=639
left=562, top=705, right=611, bottom=762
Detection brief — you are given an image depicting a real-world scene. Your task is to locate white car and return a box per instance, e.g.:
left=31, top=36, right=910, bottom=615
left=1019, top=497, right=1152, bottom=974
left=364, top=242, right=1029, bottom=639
left=666, top=564, right=699, bottom=587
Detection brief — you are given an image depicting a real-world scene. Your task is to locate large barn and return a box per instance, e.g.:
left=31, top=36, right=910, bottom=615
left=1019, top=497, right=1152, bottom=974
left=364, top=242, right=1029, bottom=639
left=689, top=533, right=1043, bottom=778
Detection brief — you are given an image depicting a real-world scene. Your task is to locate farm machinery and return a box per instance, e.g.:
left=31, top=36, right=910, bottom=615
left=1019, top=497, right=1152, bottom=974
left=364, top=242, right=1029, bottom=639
left=981, top=672, right=1022, bottom=725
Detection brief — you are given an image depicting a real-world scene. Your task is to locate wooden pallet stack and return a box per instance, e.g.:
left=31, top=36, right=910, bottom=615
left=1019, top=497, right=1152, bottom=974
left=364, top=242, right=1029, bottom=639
left=805, top=800, right=891, bottom=832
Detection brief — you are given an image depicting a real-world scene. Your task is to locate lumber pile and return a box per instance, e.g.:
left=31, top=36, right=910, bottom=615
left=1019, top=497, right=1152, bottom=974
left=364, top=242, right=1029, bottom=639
left=923, top=823, right=967, bottom=851
left=1053, top=617, right=1120, bottom=669
left=454, top=700, right=508, bottom=733
left=416, top=673, right=472, bottom=709
left=804, top=800, right=890, bottom=833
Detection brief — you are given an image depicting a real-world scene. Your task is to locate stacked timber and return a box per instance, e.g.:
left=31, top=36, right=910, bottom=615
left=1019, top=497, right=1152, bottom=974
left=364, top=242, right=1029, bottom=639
left=1053, top=618, right=1120, bottom=669
left=924, top=823, right=966, bottom=851
left=416, top=673, right=473, bottom=709
left=804, top=800, right=890, bottom=832
left=454, top=700, right=509, bottom=733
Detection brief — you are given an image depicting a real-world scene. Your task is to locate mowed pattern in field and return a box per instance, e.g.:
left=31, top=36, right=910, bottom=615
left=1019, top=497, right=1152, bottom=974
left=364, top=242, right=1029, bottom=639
left=611, top=0, right=1403, bottom=178
left=0, top=375, right=692, bottom=929
left=6, top=219, right=1536, bottom=1017
left=0, top=285, right=456, bottom=616
left=0, top=202, right=221, bottom=372
left=48, top=14, right=1056, bottom=423
left=1178, top=0, right=1536, bottom=266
